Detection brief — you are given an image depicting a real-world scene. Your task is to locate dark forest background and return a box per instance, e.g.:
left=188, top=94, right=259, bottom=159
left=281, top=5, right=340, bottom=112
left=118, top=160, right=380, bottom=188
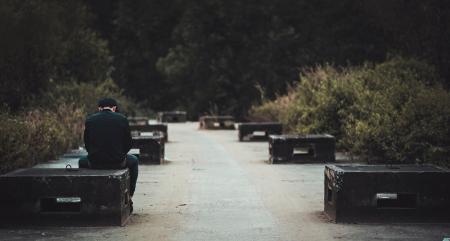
left=1, top=0, right=450, bottom=172
left=1, top=0, right=449, bottom=118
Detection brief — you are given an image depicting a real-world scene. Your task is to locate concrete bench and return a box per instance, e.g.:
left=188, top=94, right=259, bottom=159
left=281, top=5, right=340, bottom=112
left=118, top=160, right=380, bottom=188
left=127, top=116, right=149, bottom=126
left=199, top=116, right=235, bottom=130
left=63, top=148, right=137, bottom=160
left=269, top=134, right=335, bottom=164
left=130, top=124, right=168, bottom=142
left=0, top=168, right=131, bottom=226
left=238, top=122, right=282, bottom=141
left=62, top=148, right=88, bottom=159
left=157, top=111, right=187, bottom=123
left=132, top=135, right=165, bottom=164
left=324, top=164, right=450, bottom=223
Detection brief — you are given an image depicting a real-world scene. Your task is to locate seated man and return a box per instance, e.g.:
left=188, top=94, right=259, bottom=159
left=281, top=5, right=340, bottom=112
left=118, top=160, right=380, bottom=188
left=79, top=98, right=139, bottom=213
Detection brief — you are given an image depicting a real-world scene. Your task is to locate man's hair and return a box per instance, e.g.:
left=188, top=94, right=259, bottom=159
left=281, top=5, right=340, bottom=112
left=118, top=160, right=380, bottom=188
left=97, top=98, right=118, bottom=108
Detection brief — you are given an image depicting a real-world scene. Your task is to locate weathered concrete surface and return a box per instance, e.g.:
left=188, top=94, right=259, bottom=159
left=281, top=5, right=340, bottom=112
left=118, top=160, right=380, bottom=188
left=130, top=124, right=168, bottom=142
left=238, top=122, right=282, bottom=141
left=199, top=116, right=235, bottom=130
left=269, top=134, right=336, bottom=163
left=132, top=136, right=165, bottom=164
left=158, top=111, right=187, bottom=123
left=325, top=164, right=450, bottom=223
left=0, top=169, right=130, bottom=226
left=1, top=122, right=449, bottom=241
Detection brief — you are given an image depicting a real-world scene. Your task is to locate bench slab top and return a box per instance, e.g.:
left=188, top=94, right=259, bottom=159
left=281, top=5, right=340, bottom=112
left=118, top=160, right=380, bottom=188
left=239, top=122, right=282, bottom=126
left=199, top=116, right=234, bottom=120
left=326, top=164, right=449, bottom=173
left=130, top=123, right=167, bottom=127
left=270, top=134, right=334, bottom=139
left=2, top=168, right=128, bottom=177
left=146, top=124, right=167, bottom=127
left=158, top=111, right=186, bottom=115
left=127, top=116, right=148, bottom=120
left=132, top=135, right=164, bottom=140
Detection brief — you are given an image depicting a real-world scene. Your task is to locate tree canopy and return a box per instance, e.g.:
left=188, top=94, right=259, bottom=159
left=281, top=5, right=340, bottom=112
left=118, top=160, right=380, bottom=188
left=1, top=0, right=449, bottom=118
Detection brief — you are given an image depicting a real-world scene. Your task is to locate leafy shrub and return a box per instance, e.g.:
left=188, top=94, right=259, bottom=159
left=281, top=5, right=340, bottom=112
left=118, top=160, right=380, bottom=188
left=0, top=79, right=146, bottom=174
left=248, top=90, right=296, bottom=123
left=40, top=79, right=144, bottom=116
left=249, top=57, right=450, bottom=166
left=345, top=60, right=449, bottom=164
left=250, top=65, right=365, bottom=147
left=0, top=1, right=113, bottom=111
left=0, top=106, right=85, bottom=174
left=286, top=65, right=365, bottom=144
left=0, top=114, right=32, bottom=174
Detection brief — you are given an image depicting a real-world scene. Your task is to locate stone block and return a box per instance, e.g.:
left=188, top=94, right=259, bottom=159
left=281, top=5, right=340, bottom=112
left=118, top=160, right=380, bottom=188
left=127, top=116, right=149, bottom=126
left=324, top=164, right=450, bottom=222
left=269, top=134, right=335, bottom=163
left=157, top=111, right=187, bottom=123
left=0, top=168, right=131, bottom=226
left=199, top=116, right=235, bottom=130
left=130, top=124, right=168, bottom=142
left=132, top=135, right=165, bottom=164
left=238, top=122, right=282, bottom=141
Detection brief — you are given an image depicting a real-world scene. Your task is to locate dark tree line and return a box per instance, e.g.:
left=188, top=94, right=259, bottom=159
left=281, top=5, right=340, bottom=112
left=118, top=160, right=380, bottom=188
left=1, top=0, right=449, bottom=118
left=0, top=0, right=111, bottom=110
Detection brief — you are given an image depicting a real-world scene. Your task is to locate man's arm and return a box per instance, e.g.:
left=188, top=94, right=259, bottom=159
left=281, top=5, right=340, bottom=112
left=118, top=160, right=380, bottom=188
left=83, top=121, right=90, bottom=152
left=124, top=120, right=132, bottom=153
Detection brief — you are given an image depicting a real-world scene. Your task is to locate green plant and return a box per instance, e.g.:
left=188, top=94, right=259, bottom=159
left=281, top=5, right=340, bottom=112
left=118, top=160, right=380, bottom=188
left=39, top=79, right=146, bottom=116
left=0, top=114, right=32, bottom=174
left=249, top=57, right=450, bottom=166
left=0, top=79, right=147, bottom=174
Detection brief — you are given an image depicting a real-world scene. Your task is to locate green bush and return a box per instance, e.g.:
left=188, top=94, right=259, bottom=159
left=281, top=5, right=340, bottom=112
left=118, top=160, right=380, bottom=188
left=0, top=114, right=32, bottom=174
left=40, top=79, right=144, bottom=116
left=251, top=65, right=365, bottom=148
left=345, top=66, right=450, bottom=164
left=0, top=79, right=146, bottom=174
left=0, top=105, right=86, bottom=174
left=286, top=65, right=365, bottom=145
left=0, top=1, right=113, bottom=111
left=248, top=91, right=296, bottom=123
left=249, top=58, right=450, bottom=166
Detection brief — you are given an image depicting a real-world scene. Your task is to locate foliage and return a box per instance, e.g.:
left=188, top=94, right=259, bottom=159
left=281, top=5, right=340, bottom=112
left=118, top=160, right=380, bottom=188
left=0, top=106, right=84, bottom=174
left=1, top=0, right=450, bottom=171
left=2, top=0, right=450, bottom=117
left=344, top=58, right=449, bottom=164
left=39, top=79, right=146, bottom=116
left=0, top=114, right=32, bottom=174
left=0, top=79, right=145, bottom=174
left=112, top=0, right=183, bottom=112
left=0, top=0, right=112, bottom=111
left=153, top=0, right=383, bottom=118
left=107, top=0, right=450, bottom=118
left=248, top=93, right=295, bottom=123
left=250, top=58, right=450, bottom=166
left=250, top=65, right=365, bottom=143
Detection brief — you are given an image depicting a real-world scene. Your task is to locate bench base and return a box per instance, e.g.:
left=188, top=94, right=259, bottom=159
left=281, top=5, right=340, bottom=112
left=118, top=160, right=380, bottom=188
left=199, top=116, right=235, bottom=130
left=269, top=134, right=335, bottom=164
left=324, top=164, right=450, bottom=223
left=132, top=136, right=165, bottom=164
left=238, top=122, right=282, bottom=142
left=130, top=124, right=168, bottom=142
left=0, top=168, right=131, bottom=226
left=157, top=111, right=187, bottom=123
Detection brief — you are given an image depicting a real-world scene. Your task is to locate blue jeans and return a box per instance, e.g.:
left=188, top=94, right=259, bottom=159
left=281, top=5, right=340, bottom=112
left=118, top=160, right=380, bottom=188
left=79, top=154, right=139, bottom=196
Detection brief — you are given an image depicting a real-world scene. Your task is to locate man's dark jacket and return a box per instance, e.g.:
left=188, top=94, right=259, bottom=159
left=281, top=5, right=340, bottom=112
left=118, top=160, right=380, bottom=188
left=84, top=110, right=132, bottom=168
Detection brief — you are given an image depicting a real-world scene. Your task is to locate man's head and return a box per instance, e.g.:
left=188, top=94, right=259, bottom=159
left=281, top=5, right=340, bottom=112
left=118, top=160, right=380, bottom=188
left=97, top=98, right=118, bottom=112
